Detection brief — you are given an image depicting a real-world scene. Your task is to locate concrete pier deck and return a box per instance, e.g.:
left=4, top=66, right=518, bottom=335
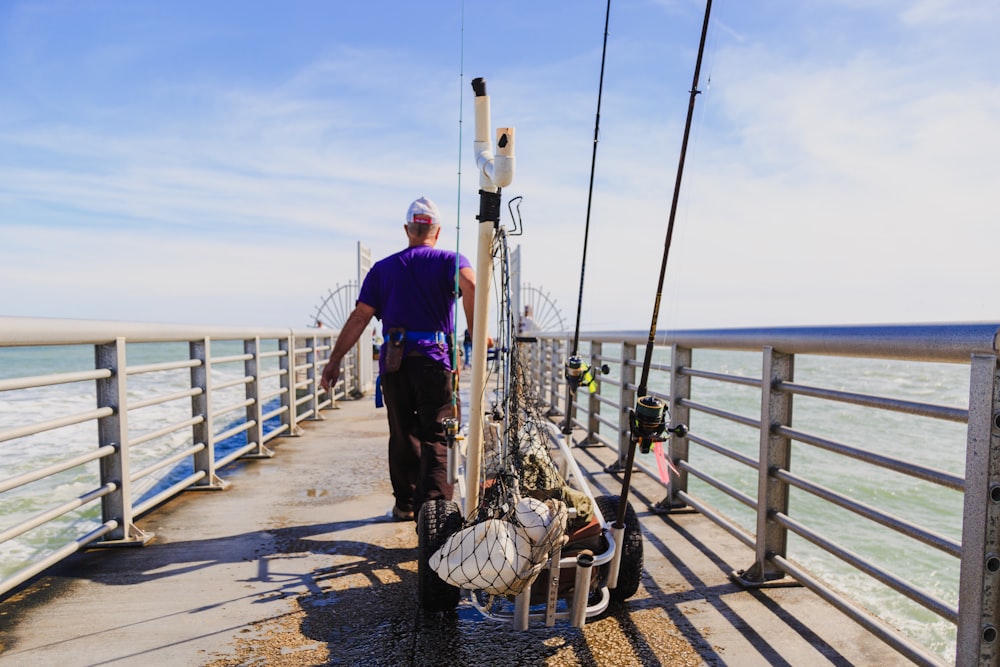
left=0, top=391, right=911, bottom=666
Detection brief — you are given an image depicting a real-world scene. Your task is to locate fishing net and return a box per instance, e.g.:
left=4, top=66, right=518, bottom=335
left=429, top=338, right=595, bottom=596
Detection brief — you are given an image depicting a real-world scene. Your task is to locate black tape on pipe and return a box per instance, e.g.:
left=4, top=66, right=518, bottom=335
left=477, top=189, right=501, bottom=224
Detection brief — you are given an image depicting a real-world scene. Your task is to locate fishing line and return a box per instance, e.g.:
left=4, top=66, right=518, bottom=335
left=563, top=0, right=612, bottom=433
left=442, top=0, right=466, bottom=449
left=450, top=0, right=466, bottom=414
left=613, top=0, right=711, bottom=530
left=637, top=0, right=713, bottom=399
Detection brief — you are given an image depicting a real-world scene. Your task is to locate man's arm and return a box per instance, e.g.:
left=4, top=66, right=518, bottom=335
left=459, top=266, right=476, bottom=335
left=459, top=266, right=494, bottom=347
left=320, top=302, right=376, bottom=391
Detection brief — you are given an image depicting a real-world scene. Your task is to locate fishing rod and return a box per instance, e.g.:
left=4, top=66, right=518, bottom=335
left=444, top=0, right=466, bottom=480
left=607, top=0, right=712, bottom=591
left=562, top=0, right=612, bottom=435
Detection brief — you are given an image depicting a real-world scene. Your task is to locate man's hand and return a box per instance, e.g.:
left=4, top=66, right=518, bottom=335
left=320, top=359, right=340, bottom=392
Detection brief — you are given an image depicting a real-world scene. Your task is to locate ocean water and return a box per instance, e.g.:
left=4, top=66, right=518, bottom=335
left=593, top=345, right=967, bottom=661
left=1, top=342, right=969, bottom=660
left=0, top=341, right=286, bottom=585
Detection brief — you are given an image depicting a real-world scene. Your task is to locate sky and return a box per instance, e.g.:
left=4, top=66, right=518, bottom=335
left=1, top=0, right=998, bottom=332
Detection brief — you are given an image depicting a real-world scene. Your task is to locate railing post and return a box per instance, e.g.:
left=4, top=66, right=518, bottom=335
left=95, top=338, right=150, bottom=545
left=304, top=334, right=322, bottom=420
left=654, top=344, right=692, bottom=512
left=617, top=341, right=637, bottom=468
left=242, top=337, right=273, bottom=458
left=548, top=339, right=562, bottom=415
left=735, top=346, right=794, bottom=585
left=585, top=341, right=602, bottom=445
left=279, top=334, right=302, bottom=435
left=956, top=353, right=1000, bottom=667
left=189, top=338, right=227, bottom=490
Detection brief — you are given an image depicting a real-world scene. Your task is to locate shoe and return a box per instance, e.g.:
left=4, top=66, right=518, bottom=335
left=392, top=505, right=414, bottom=522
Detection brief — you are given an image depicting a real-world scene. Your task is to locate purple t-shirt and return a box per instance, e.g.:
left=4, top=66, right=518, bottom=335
left=359, top=245, right=471, bottom=372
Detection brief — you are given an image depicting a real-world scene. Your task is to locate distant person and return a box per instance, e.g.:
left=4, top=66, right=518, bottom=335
left=519, top=305, right=537, bottom=334
left=321, top=196, right=487, bottom=522
left=462, top=328, right=472, bottom=369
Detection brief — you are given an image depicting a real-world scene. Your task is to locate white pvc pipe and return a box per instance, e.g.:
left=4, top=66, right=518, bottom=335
left=606, top=524, right=625, bottom=590
left=464, top=219, right=493, bottom=518
left=571, top=550, right=595, bottom=627
left=463, top=78, right=515, bottom=519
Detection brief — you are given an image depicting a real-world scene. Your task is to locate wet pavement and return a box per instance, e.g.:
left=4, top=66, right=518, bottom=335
left=0, top=388, right=911, bottom=666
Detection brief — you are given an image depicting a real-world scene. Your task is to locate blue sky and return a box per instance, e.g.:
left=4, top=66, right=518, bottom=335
left=1, top=0, right=997, bottom=331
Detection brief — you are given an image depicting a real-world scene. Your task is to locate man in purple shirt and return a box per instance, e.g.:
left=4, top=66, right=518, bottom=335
left=320, top=197, right=479, bottom=522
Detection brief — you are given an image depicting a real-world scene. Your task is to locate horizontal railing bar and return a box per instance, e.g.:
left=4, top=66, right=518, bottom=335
left=261, top=388, right=285, bottom=403
left=132, top=443, right=206, bottom=482
left=0, top=446, right=115, bottom=494
left=777, top=425, right=965, bottom=491
left=213, top=420, right=254, bottom=446
left=686, top=432, right=758, bottom=469
left=679, top=460, right=757, bottom=510
left=127, top=359, right=201, bottom=375
left=581, top=392, right=617, bottom=410
left=129, top=415, right=204, bottom=448
left=0, top=368, right=111, bottom=392
left=586, top=414, right=616, bottom=434
left=779, top=380, right=968, bottom=423
left=259, top=350, right=285, bottom=359
left=212, top=353, right=253, bottom=365
left=541, top=323, right=1000, bottom=362
left=0, top=407, right=114, bottom=445
left=775, top=468, right=961, bottom=557
left=0, top=521, right=119, bottom=599
left=215, top=441, right=260, bottom=468
left=770, top=554, right=952, bottom=667
left=0, top=483, right=116, bottom=545
left=680, top=366, right=762, bottom=388
left=598, top=376, right=622, bottom=389
left=645, top=361, right=672, bottom=374
left=212, top=376, right=252, bottom=392
left=623, top=384, right=668, bottom=403
left=297, top=408, right=315, bottom=421
left=774, top=512, right=957, bottom=622
left=681, top=398, right=761, bottom=430
left=133, top=471, right=207, bottom=516
left=674, top=489, right=755, bottom=550
left=262, top=405, right=287, bottom=422
left=211, top=398, right=254, bottom=420
left=0, top=317, right=316, bottom=346
left=130, top=387, right=201, bottom=411
left=262, top=423, right=289, bottom=444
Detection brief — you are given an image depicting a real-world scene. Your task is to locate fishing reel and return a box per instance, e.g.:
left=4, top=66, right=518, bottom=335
left=629, top=395, right=688, bottom=454
left=564, top=355, right=610, bottom=394
left=443, top=417, right=462, bottom=448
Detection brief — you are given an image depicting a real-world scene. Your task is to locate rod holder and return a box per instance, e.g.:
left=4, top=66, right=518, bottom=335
left=571, top=550, right=595, bottom=627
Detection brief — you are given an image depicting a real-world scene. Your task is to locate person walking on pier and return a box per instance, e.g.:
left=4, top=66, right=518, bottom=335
left=320, top=196, right=481, bottom=522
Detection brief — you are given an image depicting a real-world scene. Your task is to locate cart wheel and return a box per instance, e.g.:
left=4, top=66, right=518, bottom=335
left=417, top=498, right=463, bottom=612
left=596, top=494, right=644, bottom=601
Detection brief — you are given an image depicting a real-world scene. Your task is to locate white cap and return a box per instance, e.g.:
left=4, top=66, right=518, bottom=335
left=406, top=196, right=441, bottom=225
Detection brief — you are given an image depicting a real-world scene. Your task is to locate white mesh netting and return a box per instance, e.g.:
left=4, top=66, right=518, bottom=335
left=430, top=339, right=593, bottom=596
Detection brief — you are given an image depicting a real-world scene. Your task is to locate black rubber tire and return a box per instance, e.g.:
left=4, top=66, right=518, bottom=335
left=417, top=498, right=463, bottom=612
left=595, top=494, right=644, bottom=601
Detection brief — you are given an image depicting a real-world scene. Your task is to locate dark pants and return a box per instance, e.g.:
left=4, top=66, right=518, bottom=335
left=379, top=355, right=456, bottom=513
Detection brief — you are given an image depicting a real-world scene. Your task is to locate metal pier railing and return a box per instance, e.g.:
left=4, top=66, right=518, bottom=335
left=526, top=323, right=1000, bottom=667
left=3, top=318, right=1000, bottom=666
left=0, top=317, right=360, bottom=598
